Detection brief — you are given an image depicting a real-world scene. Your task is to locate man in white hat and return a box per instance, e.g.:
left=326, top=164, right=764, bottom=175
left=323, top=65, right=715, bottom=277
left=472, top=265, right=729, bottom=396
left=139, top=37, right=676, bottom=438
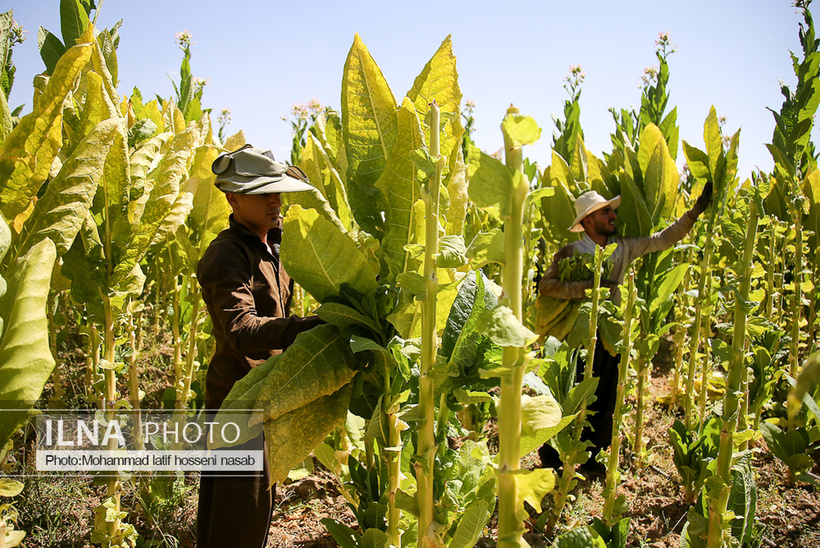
left=196, top=144, right=323, bottom=548
left=537, top=183, right=712, bottom=474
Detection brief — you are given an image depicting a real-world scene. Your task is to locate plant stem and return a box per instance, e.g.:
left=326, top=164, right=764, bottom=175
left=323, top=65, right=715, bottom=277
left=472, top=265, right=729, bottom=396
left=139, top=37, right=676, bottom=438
left=603, top=272, right=636, bottom=523
left=789, top=203, right=804, bottom=379
left=706, top=200, right=758, bottom=548
left=177, top=275, right=203, bottom=410
left=685, top=212, right=717, bottom=430
left=497, top=105, right=529, bottom=548
left=417, top=101, right=442, bottom=548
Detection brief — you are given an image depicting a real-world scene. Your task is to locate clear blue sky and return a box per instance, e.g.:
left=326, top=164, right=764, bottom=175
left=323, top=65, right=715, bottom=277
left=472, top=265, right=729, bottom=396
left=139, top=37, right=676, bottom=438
left=7, top=1, right=816, bottom=180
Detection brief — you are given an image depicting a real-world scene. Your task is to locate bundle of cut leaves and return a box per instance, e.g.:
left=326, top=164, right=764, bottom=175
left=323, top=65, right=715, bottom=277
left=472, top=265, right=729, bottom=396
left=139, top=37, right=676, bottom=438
left=535, top=251, right=612, bottom=341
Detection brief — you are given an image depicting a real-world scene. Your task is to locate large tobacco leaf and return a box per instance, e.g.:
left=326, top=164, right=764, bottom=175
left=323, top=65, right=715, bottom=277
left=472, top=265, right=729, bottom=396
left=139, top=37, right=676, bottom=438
left=406, top=35, right=463, bottom=163
left=10, top=118, right=123, bottom=262
left=0, top=237, right=56, bottom=456
left=281, top=204, right=377, bottom=301
left=110, top=128, right=195, bottom=290
left=0, top=40, right=92, bottom=221
left=374, top=98, right=424, bottom=285
left=214, top=325, right=356, bottom=485
left=341, top=33, right=397, bottom=239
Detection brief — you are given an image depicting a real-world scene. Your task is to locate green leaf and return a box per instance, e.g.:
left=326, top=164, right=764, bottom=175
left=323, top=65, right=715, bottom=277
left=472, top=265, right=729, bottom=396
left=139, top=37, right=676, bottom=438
left=315, top=302, right=381, bottom=333
left=265, top=382, right=353, bottom=486
left=520, top=394, right=562, bottom=437
left=60, top=0, right=89, bottom=48
left=436, top=234, right=468, bottom=268
left=341, top=34, right=397, bottom=238
left=513, top=467, right=555, bottom=514
left=501, top=113, right=542, bottom=148
left=0, top=239, right=56, bottom=451
left=0, top=41, right=92, bottom=220
left=110, top=128, right=196, bottom=292
left=37, top=27, right=66, bottom=75
left=555, top=526, right=607, bottom=548
left=375, top=98, right=423, bottom=283
left=211, top=354, right=282, bottom=447
left=188, top=145, right=231, bottom=253
left=449, top=500, right=492, bottom=548
left=406, top=35, right=463, bottom=163
left=0, top=478, right=23, bottom=497
left=12, top=118, right=122, bottom=260
left=440, top=270, right=498, bottom=368
left=476, top=305, right=536, bottom=348
left=617, top=173, right=652, bottom=238
left=253, top=325, right=355, bottom=424
left=296, top=133, right=353, bottom=232
left=466, top=228, right=505, bottom=268
left=282, top=205, right=377, bottom=301
left=467, top=145, right=522, bottom=221
left=704, top=106, right=722, bottom=176
left=320, top=518, right=361, bottom=548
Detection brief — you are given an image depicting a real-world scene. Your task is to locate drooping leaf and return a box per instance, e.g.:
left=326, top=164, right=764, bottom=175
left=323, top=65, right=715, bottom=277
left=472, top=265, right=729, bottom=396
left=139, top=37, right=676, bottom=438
left=265, top=382, right=353, bottom=486
left=188, top=145, right=231, bottom=252
left=252, top=325, right=356, bottom=424
left=110, top=128, right=196, bottom=291
left=0, top=41, right=92, bottom=220
left=281, top=204, right=377, bottom=301
left=0, top=239, right=56, bottom=452
left=512, top=467, right=555, bottom=515
left=11, top=118, right=122, bottom=260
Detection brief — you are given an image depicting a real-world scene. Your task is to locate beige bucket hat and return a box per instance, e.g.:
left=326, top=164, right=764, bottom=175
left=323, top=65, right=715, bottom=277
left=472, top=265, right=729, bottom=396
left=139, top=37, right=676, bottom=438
left=212, top=144, right=314, bottom=194
left=568, top=191, right=621, bottom=232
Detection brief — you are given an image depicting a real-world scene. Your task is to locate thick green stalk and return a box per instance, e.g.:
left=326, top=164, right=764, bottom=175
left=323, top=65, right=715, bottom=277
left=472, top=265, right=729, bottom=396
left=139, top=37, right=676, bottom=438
left=383, top=359, right=402, bottom=547
left=706, top=201, right=758, bottom=548
left=497, top=105, right=529, bottom=548
left=603, top=272, right=636, bottom=523
left=98, top=294, right=122, bottom=539
left=416, top=102, right=442, bottom=548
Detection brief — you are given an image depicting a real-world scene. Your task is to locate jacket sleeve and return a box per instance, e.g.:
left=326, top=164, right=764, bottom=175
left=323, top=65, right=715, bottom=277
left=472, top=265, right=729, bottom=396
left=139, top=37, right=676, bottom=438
left=537, top=244, right=593, bottom=300
left=623, top=210, right=697, bottom=262
left=198, top=243, right=323, bottom=354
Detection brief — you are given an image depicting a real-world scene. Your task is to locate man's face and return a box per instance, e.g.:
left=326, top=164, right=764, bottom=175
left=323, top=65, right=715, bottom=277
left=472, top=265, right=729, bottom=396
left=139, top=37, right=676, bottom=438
left=227, top=192, right=282, bottom=237
left=582, top=205, right=618, bottom=238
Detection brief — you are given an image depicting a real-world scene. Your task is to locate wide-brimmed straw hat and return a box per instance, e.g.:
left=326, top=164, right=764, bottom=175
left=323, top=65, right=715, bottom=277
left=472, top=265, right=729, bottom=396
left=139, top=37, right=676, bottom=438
left=568, top=191, right=621, bottom=232
left=212, top=144, right=314, bottom=194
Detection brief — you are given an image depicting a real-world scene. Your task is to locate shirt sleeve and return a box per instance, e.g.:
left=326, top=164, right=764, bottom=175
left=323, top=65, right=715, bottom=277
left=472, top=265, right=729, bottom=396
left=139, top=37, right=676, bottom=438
left=198, top=242, right=322, bottom=354
left=537, top=244, right=594, bottom=300
left=622, top=210, right=697, bottom=263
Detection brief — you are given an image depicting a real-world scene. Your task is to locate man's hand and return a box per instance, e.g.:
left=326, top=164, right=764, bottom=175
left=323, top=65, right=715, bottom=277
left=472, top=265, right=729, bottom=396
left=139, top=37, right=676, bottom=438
left=690, top=182, right=713, bottom=218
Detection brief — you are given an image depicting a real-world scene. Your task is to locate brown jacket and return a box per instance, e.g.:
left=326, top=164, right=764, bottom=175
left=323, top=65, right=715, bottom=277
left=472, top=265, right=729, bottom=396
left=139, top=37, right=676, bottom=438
left=197, top=215, right=320, bottom=409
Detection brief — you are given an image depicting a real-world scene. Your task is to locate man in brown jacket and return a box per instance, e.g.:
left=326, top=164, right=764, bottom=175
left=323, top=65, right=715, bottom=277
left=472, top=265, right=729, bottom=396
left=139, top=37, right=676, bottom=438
left=196, top=145, right=322, bottom=547
left=537, top=183, right=712, bottom=476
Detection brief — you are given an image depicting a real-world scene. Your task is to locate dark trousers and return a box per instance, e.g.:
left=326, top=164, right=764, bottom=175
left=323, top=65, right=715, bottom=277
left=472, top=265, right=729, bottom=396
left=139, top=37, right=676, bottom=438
left=539, top=336, right=621, bottom=466
left=197, top=436, right=274, bottom=547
